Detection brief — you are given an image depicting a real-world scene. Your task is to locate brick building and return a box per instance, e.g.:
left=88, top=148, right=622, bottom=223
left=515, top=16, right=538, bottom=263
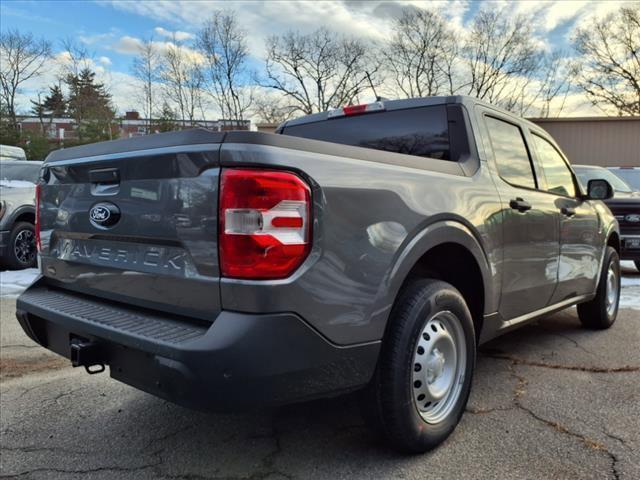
left=16, top=111, right=250, bottom=142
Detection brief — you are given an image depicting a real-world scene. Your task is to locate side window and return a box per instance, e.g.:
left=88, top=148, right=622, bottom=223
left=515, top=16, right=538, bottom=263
left=485, top=116, right=536, bottom=189
left=532, top=134, right=576, bottom=197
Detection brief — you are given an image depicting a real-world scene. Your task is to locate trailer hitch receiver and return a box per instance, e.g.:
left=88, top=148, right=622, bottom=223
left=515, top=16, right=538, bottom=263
left=70, top=338, right=106, bottom=374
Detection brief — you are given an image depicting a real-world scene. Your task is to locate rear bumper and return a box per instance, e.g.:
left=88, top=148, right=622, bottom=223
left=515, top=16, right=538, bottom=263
left=16, top=280, right=379, bottom=411
left=620, top=234, right=640, bottom=261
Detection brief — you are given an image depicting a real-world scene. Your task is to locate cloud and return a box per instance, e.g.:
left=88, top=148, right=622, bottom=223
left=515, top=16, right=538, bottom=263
left=111, top=35, right=144, bottom=54
left=79, top=31, right=117, bottom=45
left=109, top=34, right=204, bottom=65
left=154, top=26, right=195, bottom=41
left=11, top=0, right=624, bottom=118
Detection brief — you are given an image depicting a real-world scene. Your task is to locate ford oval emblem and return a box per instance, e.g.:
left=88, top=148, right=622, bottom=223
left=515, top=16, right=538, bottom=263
left=89, top=202, right=120, bottom=228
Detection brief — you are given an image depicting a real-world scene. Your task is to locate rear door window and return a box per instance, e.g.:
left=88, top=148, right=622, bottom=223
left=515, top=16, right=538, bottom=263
left=485, top=116, right=537, bottom=189
left=531, top=134, right=576, bottom=197
left=283, top=105, right=450, bottom=160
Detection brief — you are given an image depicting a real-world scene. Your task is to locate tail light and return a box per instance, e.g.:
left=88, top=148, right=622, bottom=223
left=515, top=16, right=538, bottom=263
left=35, top=183, right=41, bottom=252
left=219, top=168, right=311, bottom=279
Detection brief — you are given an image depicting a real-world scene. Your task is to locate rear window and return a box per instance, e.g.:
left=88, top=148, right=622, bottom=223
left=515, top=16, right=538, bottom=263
left=0, top=163, right=41, bottom=183
left=283, top=105, right=450, bottom=161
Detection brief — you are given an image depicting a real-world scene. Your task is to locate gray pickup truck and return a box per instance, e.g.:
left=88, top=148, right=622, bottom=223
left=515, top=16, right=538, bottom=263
left=16, top=96, right=620, bottom=452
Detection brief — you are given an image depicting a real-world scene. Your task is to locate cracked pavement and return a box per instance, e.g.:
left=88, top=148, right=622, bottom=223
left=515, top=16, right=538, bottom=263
left=1, top=296, right=639, bottom=479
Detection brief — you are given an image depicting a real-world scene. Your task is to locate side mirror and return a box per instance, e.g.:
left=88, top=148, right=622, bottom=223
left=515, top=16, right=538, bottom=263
left=587, top=179, right=614, bottom=200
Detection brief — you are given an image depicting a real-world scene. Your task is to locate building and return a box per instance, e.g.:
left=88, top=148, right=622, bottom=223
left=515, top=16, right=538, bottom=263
left=255, top=122, right=279, bottom=133
left=16, top=111, right=250, bottom=142
left=530, top=116, right=640, bottom=167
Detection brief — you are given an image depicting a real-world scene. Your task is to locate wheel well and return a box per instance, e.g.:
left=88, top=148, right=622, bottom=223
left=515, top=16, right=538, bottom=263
left=404, top=243, right=485, bottom=338
left=13, top=211, right=35, bottom=225
left=607, top=232, right=620, bottom=253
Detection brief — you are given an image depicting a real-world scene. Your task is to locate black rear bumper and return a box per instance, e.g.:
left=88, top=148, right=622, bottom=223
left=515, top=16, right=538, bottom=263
left=16, top=280, right=379, bottom=411
left=620, top=235, right=640, bottom=262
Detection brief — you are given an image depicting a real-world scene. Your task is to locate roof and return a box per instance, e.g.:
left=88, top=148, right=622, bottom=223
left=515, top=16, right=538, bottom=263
left=529, top=116, right=639, bottom=123
left=0, top=145, right=27, bottom=161
left=279, top=95, right=530, bottom=130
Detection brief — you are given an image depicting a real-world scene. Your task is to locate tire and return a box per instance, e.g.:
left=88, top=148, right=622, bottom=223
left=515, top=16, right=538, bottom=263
left=635, top=260, right=640, bottom=272
left=361, top=279, right=476, bottom=453
left=3, top=222, right=37, bottom=270
left=577, top=246, right=620, bottom=329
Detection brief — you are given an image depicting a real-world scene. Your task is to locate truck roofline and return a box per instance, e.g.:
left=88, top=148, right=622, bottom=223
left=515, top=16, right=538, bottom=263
left=278, top=95, right=515, bottom=131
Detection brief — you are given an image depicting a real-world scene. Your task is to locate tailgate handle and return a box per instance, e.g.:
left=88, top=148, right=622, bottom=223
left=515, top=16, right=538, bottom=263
left=90, top=168, right=120, bottom=184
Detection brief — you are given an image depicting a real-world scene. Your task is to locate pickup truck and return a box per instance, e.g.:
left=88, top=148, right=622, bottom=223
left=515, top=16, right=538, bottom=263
left=1, top=160, right=42, bottom=269
left=574, top=165, right=640, bottom=271
left=16, top=96, right=620, bottom=453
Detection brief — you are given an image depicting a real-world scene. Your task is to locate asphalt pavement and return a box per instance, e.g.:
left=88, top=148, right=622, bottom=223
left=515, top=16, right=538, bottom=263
left=1, top=282, right=639, bottom=479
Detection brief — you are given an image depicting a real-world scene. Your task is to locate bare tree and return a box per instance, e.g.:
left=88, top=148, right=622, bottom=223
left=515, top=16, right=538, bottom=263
left=197, top=11, right=253, bottom=121
left=573, top=4, right=640, bottom=115
left=462, top=9, right=542, bottom=107
left=262, top=28, right=380, bottom=114
left=159, top=38, right=204, bottom=125
left=531, top=51, right=574, bottom=118
left=0, top=30, right=52, bottom=130
left=252, top=93, right=297, bottom=124
left=499, top=50, right=575, bottom=118
left=58, top=38, right=92, bottom=80
left=132, top=37, right=161, bottom=125
left=381, top=9, right=458, bottom=98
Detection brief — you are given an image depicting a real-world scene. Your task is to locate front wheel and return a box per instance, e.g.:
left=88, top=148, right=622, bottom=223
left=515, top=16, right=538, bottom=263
left=577, top=246, right=620, bottom=329
left=361, top=279, right=476, bottom=453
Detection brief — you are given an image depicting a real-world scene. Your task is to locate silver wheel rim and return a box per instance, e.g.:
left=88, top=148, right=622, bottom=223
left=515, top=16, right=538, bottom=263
left=13, top=229, right=36, bottom=265
left=412, top=310, right=466, bottom=424
left=605, top=262, right=618, bottom=317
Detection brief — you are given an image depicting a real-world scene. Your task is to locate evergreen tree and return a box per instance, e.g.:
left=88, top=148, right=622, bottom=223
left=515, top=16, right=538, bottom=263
left=156, top=102, right=179, bottom=133
left=65, top=68, right=115, bottom=143
left=43, top=85, right=66, bottom=117
left=0, top=103, right=20, bottom=145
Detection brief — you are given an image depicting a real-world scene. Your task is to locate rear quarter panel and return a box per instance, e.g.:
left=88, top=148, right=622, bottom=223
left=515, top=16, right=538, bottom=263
left=219, top=140, right=503, bottom=345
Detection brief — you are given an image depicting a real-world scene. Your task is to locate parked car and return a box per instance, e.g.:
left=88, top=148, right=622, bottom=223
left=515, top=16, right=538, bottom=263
left=16, top=96, right=620, bottom=453
left=608, top=167, right=640, bottom=192
left=0, top=161, right=42, bottom=269
left=574, top=165, right=640, bottom=271
left=0, top=144, right=27, bottom=161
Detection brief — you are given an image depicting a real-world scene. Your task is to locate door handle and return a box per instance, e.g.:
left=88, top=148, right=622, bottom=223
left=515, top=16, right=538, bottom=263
left=509, top=197, right=532, bottom=212
left=89, top=168, right=120, bottom=185
left=561, top=206, right=576, bottom=217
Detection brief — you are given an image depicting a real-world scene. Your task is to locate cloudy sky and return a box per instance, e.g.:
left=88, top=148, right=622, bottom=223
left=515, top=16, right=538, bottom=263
left=0, top=0, right=632, bottom=117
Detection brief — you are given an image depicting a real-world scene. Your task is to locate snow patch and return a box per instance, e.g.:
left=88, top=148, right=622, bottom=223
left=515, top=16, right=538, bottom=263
left=0, top=268, right=39, bottom=297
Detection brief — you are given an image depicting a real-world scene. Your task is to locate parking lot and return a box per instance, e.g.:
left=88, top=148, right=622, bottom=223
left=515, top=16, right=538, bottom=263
left=1, top=266, right=639, bottom=479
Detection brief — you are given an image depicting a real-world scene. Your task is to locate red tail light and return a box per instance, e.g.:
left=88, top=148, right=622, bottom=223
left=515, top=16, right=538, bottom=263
left=219, top=169, right=311, bottom=279
left=35, top=183, right=42, bottom=252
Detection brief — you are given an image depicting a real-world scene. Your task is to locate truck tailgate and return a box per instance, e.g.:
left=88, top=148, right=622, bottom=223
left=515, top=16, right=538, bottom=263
left=38, top=130, right=223, bottom=322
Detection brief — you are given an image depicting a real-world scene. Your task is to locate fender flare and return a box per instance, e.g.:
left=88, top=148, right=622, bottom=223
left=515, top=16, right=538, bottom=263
left=4, top=205, right=35, bottom=229
left=369, top=219, right=496, bottom=340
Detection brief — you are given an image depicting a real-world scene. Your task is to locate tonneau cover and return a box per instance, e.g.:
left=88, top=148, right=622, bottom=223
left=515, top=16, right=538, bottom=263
left=46, top=128, right=226, bottom=163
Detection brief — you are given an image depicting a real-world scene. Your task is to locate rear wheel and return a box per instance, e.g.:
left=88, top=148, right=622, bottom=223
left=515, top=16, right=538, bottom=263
left=361, top=279, right=476, bottom=453
left=577, top=247, right=620, bottom=329
left=3, top=222, right=37, bottom=270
